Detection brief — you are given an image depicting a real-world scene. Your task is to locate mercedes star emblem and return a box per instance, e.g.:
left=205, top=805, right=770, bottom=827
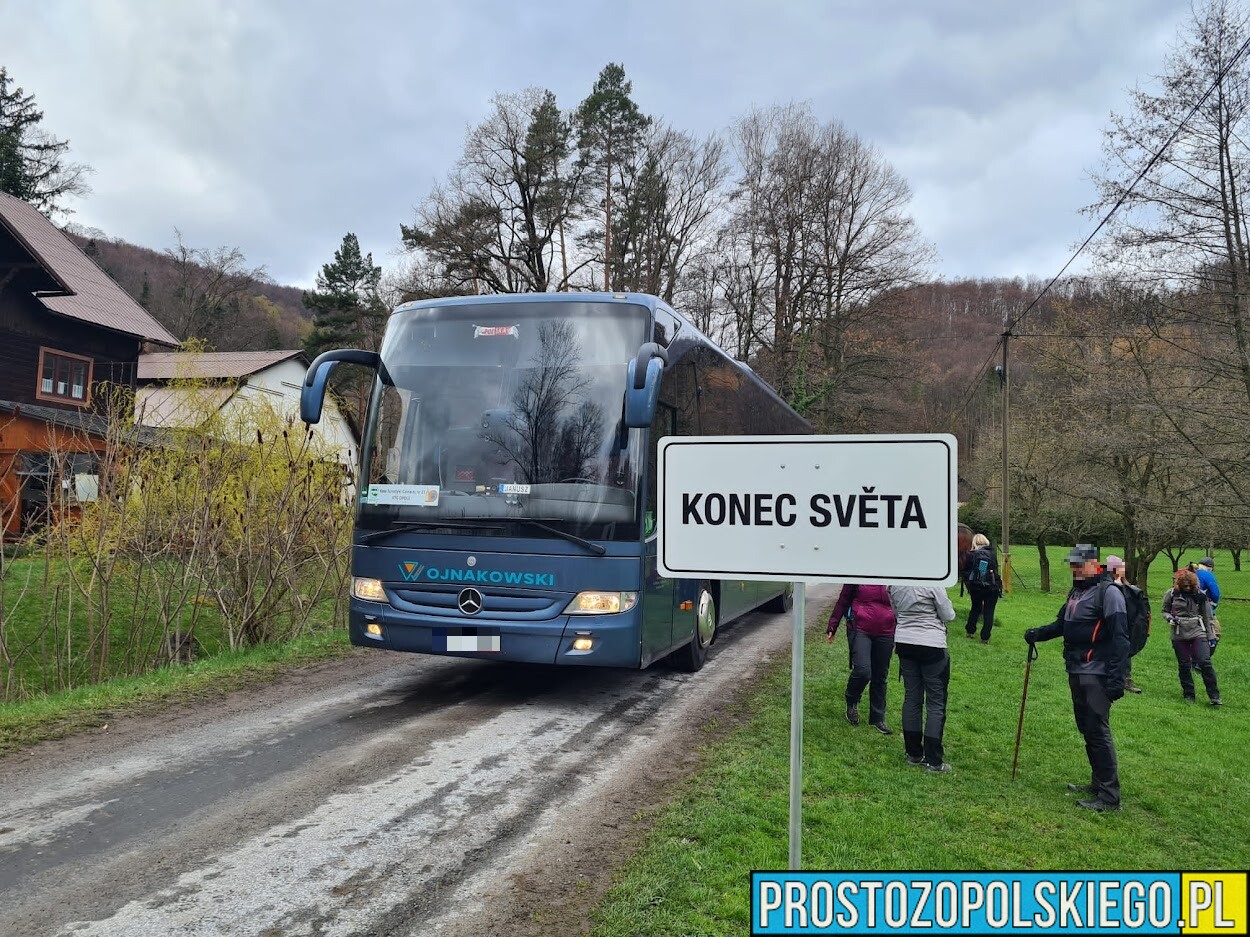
left=457, top=587, right=484, bottom=615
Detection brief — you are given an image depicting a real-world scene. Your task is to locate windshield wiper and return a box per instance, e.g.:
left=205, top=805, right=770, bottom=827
left=513, top=519, right=607, bottom=556
left=357, top=521, right=504, bottom=544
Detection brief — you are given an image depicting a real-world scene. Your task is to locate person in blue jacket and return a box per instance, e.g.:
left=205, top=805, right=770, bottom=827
left=1195, top=557, right=1222, bottom=654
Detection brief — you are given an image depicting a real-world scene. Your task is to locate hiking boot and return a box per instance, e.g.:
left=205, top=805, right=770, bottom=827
left=906, top=754, right=925, bottom=767
left=980, top=638, right=990, bottom=645
left=1066, top=783, right=1094, bottom=794
left=1184, top=695, right=1196, bottom=704
left=965, top=632, right=975, bottom=639
left=1210, top=696, right=1223, bottom=707
left=1125, top=679, right=1142, bottom=694
left=1076, top=798, right=1121, bottom=813
left=924, top=762, right=953, bottom=773
left=846, top=703, right=860, bottom=726
left=870, top=721, right=893, bottom=735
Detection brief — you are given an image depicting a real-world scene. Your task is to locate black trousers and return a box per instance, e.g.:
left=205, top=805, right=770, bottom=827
left=1173, top=638, right=1220, bottom=701
left=966, top=589, right=998, bottom=641
left=1068, top=673, right=1120, bottom=806
left=898, top=645, right=950, bottom=766
left=846, top=628, right=894, bottom=724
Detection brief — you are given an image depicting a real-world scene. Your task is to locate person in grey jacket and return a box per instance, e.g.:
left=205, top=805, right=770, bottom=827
left=1163, top=568, right=1221, bottom=706
left=888, top=584, right=957, bottom=772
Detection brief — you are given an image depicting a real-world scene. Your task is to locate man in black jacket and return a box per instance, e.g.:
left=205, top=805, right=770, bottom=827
left=1024, top=544, right=1130, bottom=812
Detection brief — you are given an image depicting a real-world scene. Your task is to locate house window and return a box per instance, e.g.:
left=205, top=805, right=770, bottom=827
left=37, top=348, right=93, bottom=405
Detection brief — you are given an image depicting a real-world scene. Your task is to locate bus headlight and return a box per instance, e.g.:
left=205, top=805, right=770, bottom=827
left=352, top=577, right=387, bottom=602
left=563, top=591, right=638, bottom=615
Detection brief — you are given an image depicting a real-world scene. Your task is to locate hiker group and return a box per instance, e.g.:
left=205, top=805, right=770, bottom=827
left=824, top=540, right=1225, bottom=813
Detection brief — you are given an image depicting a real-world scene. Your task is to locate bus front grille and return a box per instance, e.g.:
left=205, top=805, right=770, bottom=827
left=387, top=584, right=567, bottom=621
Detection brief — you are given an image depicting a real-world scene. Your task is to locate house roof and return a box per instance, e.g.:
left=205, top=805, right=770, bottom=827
left=137, top=349, right=306, bottom=381
left=0, top=192, right=179, bottom=346
left=0, top=398, right=165, bottom=446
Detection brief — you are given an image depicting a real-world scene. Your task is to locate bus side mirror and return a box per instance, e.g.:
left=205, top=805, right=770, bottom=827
left=623, top=342, right=667, bottom=428
left=301, top=349, right=384, bottom=424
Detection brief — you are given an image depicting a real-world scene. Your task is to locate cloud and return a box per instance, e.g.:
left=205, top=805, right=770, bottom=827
left=2, top=0, right=1192, bottom=286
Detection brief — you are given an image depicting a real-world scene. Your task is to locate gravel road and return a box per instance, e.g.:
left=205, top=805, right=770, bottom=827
left=0, top=585, right=835, bottom=937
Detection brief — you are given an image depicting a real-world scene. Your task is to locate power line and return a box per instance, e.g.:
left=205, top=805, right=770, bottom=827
left=1002, top=30, right=1250, bottom=339
left=949, top=336, right=1004, bottom=427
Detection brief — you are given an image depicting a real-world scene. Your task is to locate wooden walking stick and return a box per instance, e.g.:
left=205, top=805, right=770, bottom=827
left=1011, top=642, right=1039, bottom=780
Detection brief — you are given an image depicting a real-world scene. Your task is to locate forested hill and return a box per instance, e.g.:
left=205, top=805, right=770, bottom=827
left=826, top=275, right=1079, bottom=442
left=66, top=231, right=313, bottom=352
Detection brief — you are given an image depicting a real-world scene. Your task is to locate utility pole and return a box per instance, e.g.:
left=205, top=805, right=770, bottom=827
left=1000, top=332, right=1012, bottom=593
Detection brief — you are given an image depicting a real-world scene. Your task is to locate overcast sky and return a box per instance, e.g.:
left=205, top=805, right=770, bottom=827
left=2, top=0, right=1188, bottom=288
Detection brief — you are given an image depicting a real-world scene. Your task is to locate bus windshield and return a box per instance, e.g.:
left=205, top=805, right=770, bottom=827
left=359, top=300, right=649, bottom=542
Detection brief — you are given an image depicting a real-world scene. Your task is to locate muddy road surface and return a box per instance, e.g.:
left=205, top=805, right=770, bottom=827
left=0, top=586, right=834, bottom=937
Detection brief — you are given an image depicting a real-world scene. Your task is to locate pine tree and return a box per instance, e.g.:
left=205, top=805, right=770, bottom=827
left=575, top=64, right=651, bottom=290
left=303, top=233, right=388, bottom=424
left=0, top=66, right=90, bottom=216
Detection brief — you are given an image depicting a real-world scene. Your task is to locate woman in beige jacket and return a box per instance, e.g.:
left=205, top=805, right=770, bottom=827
left=1162, top=568, right=1221, bottom=706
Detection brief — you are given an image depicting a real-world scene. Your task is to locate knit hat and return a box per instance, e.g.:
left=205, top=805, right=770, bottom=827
left=1106, top=555, right=1125, bottom=572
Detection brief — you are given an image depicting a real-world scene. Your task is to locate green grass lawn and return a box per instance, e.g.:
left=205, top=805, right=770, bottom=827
left=591, top=547, right=1250, bottom=936
left=2, top=553, right=347, bottom=750
left=2, top=555, right=341, bottom=698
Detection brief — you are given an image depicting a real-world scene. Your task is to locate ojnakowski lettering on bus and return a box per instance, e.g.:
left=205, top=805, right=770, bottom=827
left=680, top=488, right=927, bottom=529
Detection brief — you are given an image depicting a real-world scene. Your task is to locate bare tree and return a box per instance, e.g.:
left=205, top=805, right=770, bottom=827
left=402, top=89, right=585, bottom=294
left=610, top=125, right=728, bottom=302
left=709, top=104, right=933, bottom=428
left=1010, top=293, right=1212, bottom=586
left=1091, top=0, right=1250, bottom=518
left=162, top=230, right=270, bottom=346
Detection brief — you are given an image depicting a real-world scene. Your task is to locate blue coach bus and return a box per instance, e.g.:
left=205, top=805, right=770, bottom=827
left=300, top=293, right=810, bottom=670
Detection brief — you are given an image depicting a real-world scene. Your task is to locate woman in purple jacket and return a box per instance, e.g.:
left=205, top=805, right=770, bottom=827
left=827, top=584, right=898, bottom=734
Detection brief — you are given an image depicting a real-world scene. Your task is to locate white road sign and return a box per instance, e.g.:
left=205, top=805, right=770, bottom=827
left=657, top=434, right=958, bottom=586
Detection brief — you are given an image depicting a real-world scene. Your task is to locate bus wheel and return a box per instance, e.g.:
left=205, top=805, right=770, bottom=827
left=765, top=583, right=794, bottom=613
left=675, top=583, right=716, bottom=672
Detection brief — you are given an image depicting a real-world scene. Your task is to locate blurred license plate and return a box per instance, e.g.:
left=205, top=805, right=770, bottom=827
left=434, top=628, right=500, bottom=653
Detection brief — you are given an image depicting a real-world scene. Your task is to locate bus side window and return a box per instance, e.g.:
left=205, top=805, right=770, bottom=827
left=653, top=309, right=680, bottom=347
left=645, top=402, right=677, bottom=538
left=674, top=362, right=699, bottom=436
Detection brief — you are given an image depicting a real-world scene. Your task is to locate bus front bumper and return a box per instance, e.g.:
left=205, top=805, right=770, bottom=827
left=349, top=599, right=642, bottom=667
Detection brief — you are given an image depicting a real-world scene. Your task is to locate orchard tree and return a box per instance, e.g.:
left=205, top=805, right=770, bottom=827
left=1013, top=292, right=1207, bottom=587
left=0, top=66, right=90, bottom=217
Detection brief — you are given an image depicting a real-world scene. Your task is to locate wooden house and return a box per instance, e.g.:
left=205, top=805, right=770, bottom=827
left=0, top=192, right=178, bottom=538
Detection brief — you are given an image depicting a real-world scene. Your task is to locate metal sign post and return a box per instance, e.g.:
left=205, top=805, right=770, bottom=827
left=788, top=580, right=805, bottom=870
left=656, top=434, right=958, bottom=873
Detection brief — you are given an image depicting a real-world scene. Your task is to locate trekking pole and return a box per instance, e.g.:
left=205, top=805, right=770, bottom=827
left=1011, top=642, right=1039, bottom=780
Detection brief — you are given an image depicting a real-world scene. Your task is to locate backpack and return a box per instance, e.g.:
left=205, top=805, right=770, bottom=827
left=1100, top=581, right=1151, bottom=657
left=964, top=552, right=999, bottom=592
